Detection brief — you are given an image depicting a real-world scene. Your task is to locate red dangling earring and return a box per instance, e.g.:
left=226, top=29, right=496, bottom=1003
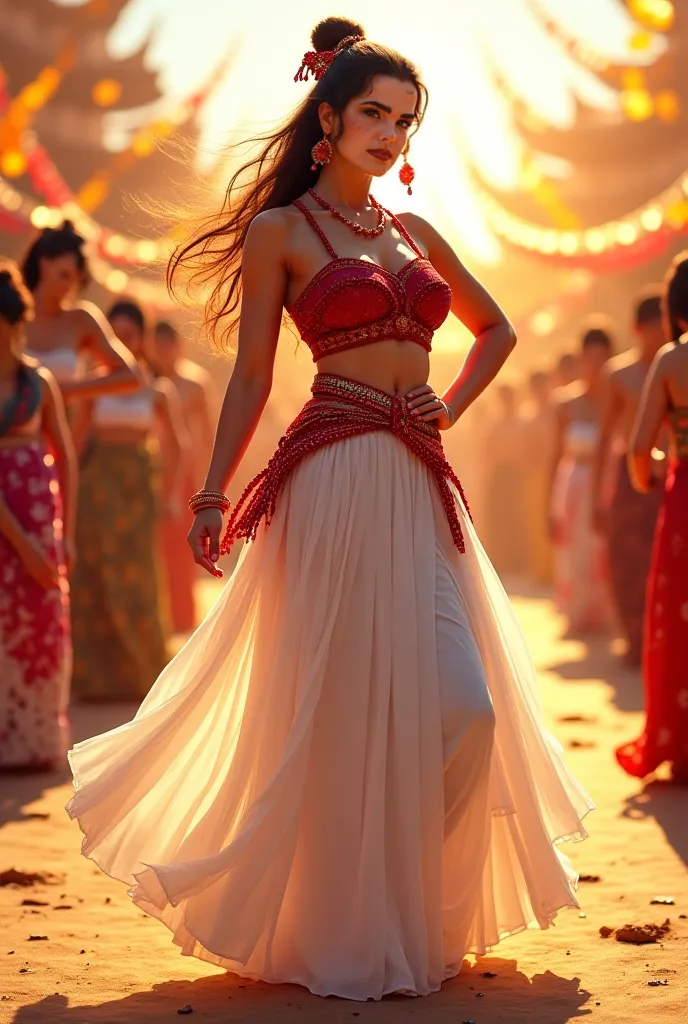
left=311, top=133, right=333, bottom=172
left=399, top=148, right=415, bottom=195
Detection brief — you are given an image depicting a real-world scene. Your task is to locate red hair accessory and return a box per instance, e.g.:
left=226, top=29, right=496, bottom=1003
left=294, top=35, right=364, bottom=83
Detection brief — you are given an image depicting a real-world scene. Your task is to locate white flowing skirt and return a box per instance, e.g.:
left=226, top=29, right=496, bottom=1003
left=66, top=434, right=594, bottom=1000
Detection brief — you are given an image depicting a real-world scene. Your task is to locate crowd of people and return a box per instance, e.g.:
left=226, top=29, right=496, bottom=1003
left=471, top=259, right=688, bottom=780
left=1, top=218, right=687, bottom=787
left=0, top=221, right=216, bottom=766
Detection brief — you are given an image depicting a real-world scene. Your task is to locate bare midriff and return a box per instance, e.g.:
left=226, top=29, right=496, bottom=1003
left=92, top=427, right=154, bottom=446
left=315, top=338, right=431, bottom=397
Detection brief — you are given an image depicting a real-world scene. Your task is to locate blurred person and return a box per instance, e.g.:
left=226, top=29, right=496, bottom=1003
left=522, top=369, right=555, bottom=585
left=0, top=260, right=76, bottom=768
left=483, top=382, right=528, bottom=576
left=21, top=221, right=139, bottom=407
left=150, top=320, right=217, bottom=632
left=67, top=19, right=591, bottom=1000
left=554, top=351, right=578, bottom=388
left=591, top=288, right=665, bottom=665
left=549, top=321, right=614, bottom=633
left=70, top=300, right=188, bottom=702
left=617, top=253, right=688, bottom=781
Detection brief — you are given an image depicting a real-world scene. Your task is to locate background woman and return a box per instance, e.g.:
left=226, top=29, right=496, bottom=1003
left=21, top=221, right=139, bottom=410
left=67, top=18, right=592, bottom=1000
left=150, top=320, right=217, bottom=633
left=617, top=253, right=688, bottom=781
left=549, top=322, right=614, bottom=634
left=0, top=260, right=76, bottom=768
left=70, top=300, right=188, bottom=702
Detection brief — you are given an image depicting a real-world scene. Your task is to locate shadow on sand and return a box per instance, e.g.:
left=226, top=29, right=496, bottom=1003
left=10, top=958, right=592, bottom=1023
left=622, top=778, right=688, bottom=867
left=0, top=703, right=137, bottom=829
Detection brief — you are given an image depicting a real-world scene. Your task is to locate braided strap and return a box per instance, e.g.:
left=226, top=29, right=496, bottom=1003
left=220, top=374, right=471, bottom=556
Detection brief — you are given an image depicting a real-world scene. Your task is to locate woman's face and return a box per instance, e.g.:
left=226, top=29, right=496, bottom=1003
left=323, top=75, right=419, bottom=180
left=580, top=342, right=611, bottom=382
left=38, top=252, right=83, bottom=302
left=110, top=314, right=144, bottom=358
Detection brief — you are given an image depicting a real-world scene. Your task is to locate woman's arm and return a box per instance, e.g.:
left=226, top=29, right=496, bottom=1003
left=628, top=349, right=669, bottom=493
left=61, top=302, right=142, bottom=401
left=547, top=399, right=566, bottom=542
left=403, top=215, right=516, bottom=425
left=591, top=369, right=619, bottom=532
left=39, top=367, right=78, bottom=568
left=154, top=378, right=192, bottom=518
left=189, top=210, right=288, bottom=575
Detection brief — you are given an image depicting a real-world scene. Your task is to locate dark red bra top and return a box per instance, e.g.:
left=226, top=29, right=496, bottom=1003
left=287, top=200, right=452, bottom=362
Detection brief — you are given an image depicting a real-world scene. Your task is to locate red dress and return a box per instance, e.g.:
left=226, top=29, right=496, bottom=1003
left=616, top=408, right=688, bottom=778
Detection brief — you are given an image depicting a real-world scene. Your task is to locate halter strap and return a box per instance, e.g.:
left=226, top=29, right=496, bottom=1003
left=292, top=200, right=338, bottom=259
left=384, top=206, right=425, bottom=259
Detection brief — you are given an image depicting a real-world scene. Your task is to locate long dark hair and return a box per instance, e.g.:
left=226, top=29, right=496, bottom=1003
left=21, top=220, right=89, bottom=293
left=664, top=251, right=688, bottom=343
left=0, top=259, right=34, bottom=326
left=167, top=16, right=428, bottom=350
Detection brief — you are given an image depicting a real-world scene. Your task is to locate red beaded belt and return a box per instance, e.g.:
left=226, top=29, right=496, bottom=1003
left=220, top=372, right=470, bottom=555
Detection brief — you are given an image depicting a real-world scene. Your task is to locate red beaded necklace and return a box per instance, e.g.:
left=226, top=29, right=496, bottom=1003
left=308, top=188, right=387, bottom=239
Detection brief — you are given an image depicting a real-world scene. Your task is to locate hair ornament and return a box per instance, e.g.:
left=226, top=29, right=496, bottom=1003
left=294, top=34, right=364, bottom=82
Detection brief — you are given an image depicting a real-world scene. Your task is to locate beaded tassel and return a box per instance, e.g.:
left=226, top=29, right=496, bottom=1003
left=220, top=374, right=470, bottom=557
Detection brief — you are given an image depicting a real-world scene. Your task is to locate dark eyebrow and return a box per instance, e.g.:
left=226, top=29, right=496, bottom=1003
left=360, top=99, right=416, bottom=120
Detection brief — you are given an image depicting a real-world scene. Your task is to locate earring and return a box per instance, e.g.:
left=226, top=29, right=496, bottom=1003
left=399, top=148, right=415, bottom=195
left=311, top=133, right=333, bottom=172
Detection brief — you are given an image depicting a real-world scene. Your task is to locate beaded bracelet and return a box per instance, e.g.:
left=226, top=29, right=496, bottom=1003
left=188, top=489, right=231, bottom=514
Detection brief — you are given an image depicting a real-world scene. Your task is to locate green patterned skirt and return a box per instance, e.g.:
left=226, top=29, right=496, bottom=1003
left=71, top=440, right=169, bottom=702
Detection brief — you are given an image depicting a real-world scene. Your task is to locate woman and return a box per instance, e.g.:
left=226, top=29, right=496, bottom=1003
left=549, top=323, right=614, bottom=634
left=0, top=260, right=76, bottom=768
left=21, top=220, right=139, bottom=406
left=482, top=383, right=528, bottom=577
left=150, top=320, right=217, bottom=633
left=70, top=300, right=188, bottom=702
left=617, top=253, right=688, bottom=780
left=523, top=369, right=555, bottom=586
left=67, top=19, right=593, bottom=1000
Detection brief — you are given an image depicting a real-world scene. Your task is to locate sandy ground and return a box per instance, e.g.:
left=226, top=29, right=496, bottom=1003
left=1, top=578, right=687, bottom=1024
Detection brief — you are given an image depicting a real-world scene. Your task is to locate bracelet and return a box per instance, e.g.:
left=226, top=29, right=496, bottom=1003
left=188, top=489, right=231, bottom=514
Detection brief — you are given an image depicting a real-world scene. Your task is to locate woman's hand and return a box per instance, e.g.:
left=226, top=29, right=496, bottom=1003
left=406, top=385, right=454, bottom=430
left=20, top=537, right=62, bottom=590
left=187, top=508, right=224, bottom=578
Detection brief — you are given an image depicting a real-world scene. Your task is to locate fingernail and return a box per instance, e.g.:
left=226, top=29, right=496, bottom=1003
left=211, top=554, right=219, bottom=562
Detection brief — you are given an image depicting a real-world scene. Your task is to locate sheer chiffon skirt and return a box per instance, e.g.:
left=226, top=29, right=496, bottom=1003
left=67, top=434, right=593, bottom=1000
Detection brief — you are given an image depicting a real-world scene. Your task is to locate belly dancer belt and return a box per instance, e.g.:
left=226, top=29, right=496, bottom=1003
left=220, top=372, right=471, bottom=556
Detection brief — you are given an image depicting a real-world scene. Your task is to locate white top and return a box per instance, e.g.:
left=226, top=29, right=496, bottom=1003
left=26, top=346, right=82, bottom=383
left=565, top=420, right=599, bottom=460
left=92, top=389, right=156, bottom=431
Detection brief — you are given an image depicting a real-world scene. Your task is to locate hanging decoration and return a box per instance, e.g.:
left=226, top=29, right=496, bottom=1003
left=626, top=0, right=675, bottom=33
left=478, top=167, right=688, bottom=271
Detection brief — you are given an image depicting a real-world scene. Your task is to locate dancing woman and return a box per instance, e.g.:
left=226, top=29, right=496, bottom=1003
left=617, top=253, right=688, bottom=780
left=67, top=19, right=593, bottom=999
left=70, top=300, right=188, bottom=702
left=0, top=261, right=76, bottom=767
left=21, top=221, right=139, bottom=406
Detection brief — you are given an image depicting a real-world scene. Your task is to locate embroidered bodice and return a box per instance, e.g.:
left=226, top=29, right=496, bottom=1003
left=286, top=201, right=452, bottom=362
left=668, top=406, right=688, bottom=461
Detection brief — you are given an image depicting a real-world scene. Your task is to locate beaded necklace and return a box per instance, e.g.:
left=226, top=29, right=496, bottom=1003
left=307, top=188, right=387, bottom=239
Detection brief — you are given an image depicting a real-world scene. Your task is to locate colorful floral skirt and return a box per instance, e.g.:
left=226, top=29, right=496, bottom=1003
left=70, top=440, right=169, bottom=702
left=616, top=461, right=688, bottom=777
left=0, top=441, right=71, bottom=767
